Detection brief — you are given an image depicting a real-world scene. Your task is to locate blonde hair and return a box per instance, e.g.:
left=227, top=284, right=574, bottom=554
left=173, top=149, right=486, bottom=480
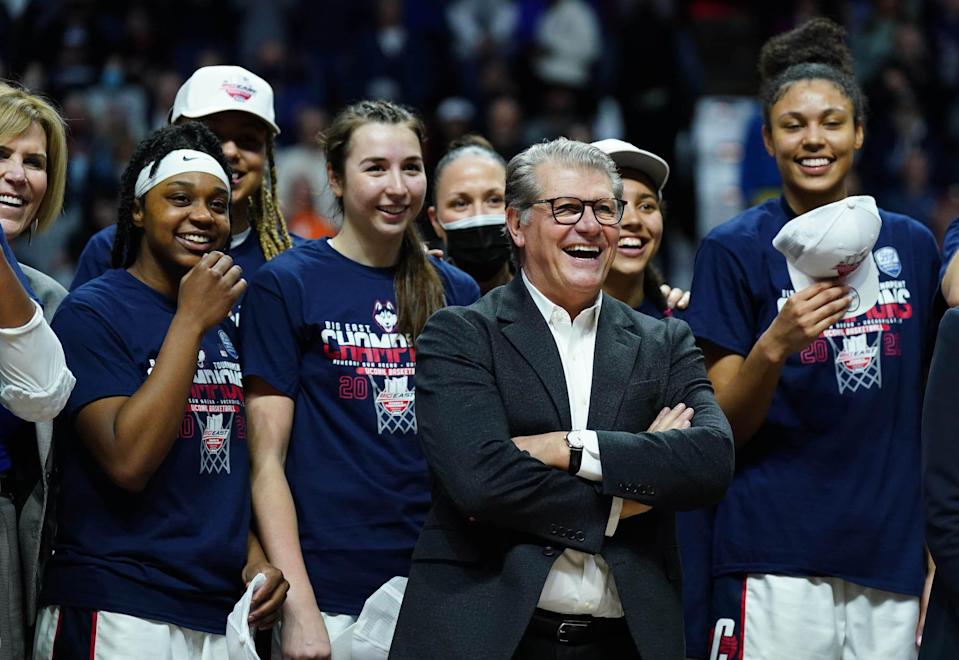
left=0, top=82, right=68, bottom=233
left=249, top=137, right=293, bottom=259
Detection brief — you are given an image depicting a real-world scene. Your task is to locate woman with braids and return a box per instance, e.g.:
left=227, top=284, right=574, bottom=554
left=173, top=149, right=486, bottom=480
left=71, top=65, right=298, bottom=310
left=241, top=100, right=479, bottom=658
left=682, top=18, right=940, bottom=658
left=35, top=122, right=288, bottom=657
left=427, top=134, right=512, bottom=294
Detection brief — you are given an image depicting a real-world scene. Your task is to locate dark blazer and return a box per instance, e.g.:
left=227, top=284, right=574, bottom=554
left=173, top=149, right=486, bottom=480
left=390, top=276, right=735, bottom=660
left=921, top=307, right=959, bottom=659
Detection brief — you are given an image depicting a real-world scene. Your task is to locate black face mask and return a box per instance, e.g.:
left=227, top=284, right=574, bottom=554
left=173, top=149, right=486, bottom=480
left=445, top=223, right=512, bottom=283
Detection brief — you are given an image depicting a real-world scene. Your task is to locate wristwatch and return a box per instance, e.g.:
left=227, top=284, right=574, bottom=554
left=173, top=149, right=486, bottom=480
left=565, top=431, right=584, bottom=475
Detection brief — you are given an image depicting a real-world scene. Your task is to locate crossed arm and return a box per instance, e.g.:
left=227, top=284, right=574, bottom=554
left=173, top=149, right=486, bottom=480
left=416, top=309, right=735, bottom=555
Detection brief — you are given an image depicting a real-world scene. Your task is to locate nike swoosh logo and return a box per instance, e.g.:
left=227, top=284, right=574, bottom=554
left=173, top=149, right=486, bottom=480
left=182, top=155, right=199, bottom=161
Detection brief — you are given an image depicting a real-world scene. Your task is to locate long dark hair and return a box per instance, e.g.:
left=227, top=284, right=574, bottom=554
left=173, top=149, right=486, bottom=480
left=320, top=100, right=444, bottom=340
left=112, top=122, right=232, bottom=268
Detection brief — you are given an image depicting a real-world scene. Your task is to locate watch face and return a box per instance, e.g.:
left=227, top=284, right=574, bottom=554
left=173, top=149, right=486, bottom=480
left=566, top=431, right=585, bottom=449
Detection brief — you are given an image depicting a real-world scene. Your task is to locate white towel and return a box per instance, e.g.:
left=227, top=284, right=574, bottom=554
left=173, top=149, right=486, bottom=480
left=227, top=572, right=266, bottom=660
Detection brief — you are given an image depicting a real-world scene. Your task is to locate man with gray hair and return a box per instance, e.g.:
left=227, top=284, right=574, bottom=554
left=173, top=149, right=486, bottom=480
left=390, top=138, right=734, bottom=660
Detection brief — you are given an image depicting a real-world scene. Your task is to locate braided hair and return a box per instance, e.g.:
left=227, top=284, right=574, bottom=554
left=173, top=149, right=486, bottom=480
left=247, top=136, right=293, bottom=260
left=111, top=122, right=233, bottom=268
left=320, top=99, right=444, bottom=341
left=758, top=17, right=867, bottom=128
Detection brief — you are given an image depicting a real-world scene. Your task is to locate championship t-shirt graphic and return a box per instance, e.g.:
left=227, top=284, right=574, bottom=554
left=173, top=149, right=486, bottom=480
left=321, top=299, right=417, bottom=435
left=685, top=197, right=940, bottom=600
left=777, top=260, right=913, bottom=394
left=239, top=237, right=480, bottom=617
left=45, top=268, right=250, bottom=633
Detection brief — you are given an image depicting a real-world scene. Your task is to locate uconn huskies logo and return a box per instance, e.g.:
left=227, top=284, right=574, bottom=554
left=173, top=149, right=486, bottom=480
left=709, top=618, right=738, bottom=660
left=373, top=300, right=398, bottom=333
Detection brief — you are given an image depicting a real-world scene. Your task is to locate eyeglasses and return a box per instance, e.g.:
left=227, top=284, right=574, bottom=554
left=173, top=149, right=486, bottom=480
left=531, top=197, right=627, bottom=226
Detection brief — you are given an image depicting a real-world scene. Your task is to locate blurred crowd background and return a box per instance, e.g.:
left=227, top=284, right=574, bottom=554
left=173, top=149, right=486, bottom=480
left=0, top=0, right=954, bottom=289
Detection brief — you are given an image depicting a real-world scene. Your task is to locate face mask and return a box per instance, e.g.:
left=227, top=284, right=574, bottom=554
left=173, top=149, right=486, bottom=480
left=442, top=214, right=511, bottom=283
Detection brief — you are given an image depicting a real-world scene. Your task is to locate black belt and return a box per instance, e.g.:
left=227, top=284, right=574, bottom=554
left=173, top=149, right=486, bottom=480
left=528, top=609, right=628, bottom=646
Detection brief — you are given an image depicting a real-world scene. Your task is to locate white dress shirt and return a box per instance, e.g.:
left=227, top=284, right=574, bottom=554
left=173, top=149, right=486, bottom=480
left=0, top=300, right=75, bottom=423
left=522, top=272, right=625, bottom=618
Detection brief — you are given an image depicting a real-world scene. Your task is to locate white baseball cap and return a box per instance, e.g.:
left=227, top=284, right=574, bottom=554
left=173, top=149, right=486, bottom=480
left=169, top=65, right=280, bottom=135
left=772, top=195, right=882, bottom=319
left=591, top=138, right=670, bottom=200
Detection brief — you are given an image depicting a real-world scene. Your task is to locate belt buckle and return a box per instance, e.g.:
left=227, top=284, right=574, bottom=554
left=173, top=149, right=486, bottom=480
left=556, top=620, right=589, bottom=644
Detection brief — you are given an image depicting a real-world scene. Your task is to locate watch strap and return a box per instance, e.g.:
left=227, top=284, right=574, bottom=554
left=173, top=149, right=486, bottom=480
left=565, top=431, right=583, bottom=475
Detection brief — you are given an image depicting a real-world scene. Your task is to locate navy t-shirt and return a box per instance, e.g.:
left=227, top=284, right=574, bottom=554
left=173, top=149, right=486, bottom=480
left=0, top=230, right=37, bottom=473
left=241, top=238, right=479, bottom=615
left=684, top=196, right=940, bottom=596
left=69, top=224, right=115, bottom=291
left=43, top=269, right=250, bottom=633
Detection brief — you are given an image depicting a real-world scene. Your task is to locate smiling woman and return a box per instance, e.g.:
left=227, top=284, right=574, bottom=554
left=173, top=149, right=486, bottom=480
left=682, top=17, right=940, bottom=660
left=592, top=139, right=673, bottom=317
left=0, top=82, right=75, bottom=660
left=239, top=100, right=479, bottom=658
left=36, top=122, right=289, bottom=658
left=71, top=65, right=297, bottom=297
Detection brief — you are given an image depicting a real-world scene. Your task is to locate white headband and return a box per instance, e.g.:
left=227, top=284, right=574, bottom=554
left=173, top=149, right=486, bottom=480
left=441, top=213, right=506, bottom=231
left=134, top=149, right=231, bottom=199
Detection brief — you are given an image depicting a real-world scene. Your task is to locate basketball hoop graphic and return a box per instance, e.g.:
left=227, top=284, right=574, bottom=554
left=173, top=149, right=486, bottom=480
left=369, top=376, right=417, bottom=435
left=197, top=412, right=234, bottom=474
left=827, top=331, right=883, bottom=394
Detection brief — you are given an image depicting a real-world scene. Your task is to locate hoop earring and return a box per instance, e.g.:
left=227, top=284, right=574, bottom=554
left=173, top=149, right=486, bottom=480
left=27, top=218, right=38, bottom=245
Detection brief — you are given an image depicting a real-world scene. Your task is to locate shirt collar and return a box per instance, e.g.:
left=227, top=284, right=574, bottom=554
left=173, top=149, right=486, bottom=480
left=230, top=226, right=252, bottom=250
left=521, top=269, right=603, bottom=325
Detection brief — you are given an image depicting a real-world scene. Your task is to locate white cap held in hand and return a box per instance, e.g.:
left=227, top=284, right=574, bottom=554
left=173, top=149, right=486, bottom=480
left=773, top=195, right=882, bottom=319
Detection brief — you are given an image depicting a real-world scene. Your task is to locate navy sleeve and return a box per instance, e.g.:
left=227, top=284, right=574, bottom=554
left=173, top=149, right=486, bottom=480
left=70, top=226, right=116, bottom=291
left=1, top=230, right=38, bottom=300
left=51, top=300, right=141, bottom=416
left=684, top=235, right=757, bottom=357
left=239, top=268, right=303, bottom=397
left=433, top=259, right=480, bottom=306
left=940, top=217, right=959, bottom=285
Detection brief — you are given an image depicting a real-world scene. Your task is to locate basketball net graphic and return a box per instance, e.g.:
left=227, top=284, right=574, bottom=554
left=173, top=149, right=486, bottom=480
left=196, top=411, right=234, bottom=474
left=826, top=331, right=883, bottom=394
left=369, top=376, right=417, bottom=435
